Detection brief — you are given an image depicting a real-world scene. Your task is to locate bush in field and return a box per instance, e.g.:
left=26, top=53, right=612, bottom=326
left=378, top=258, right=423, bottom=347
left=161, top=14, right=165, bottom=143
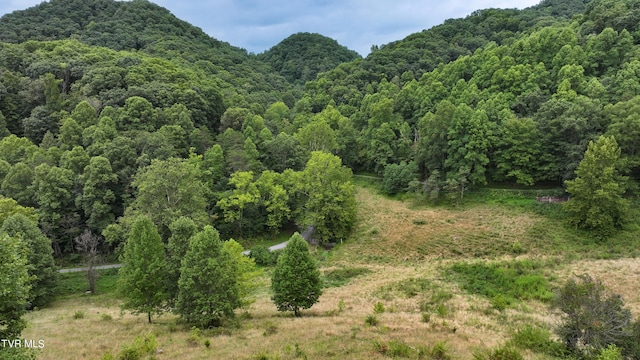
left=250, top=245, right=277, bottom=266
left=553, top=274, right=632, bottom=357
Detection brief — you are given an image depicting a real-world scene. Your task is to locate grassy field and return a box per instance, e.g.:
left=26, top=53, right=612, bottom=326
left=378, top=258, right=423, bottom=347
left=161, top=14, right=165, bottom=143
left=22, top=186, right=640, bottom=359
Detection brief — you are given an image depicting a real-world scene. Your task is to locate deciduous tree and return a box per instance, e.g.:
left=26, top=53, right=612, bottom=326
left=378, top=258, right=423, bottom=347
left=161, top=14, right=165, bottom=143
left=564, top=136, right=630, bottom=238
left=271, top=233, right=322, bottom=316
left=118, top=215, right=168, bottom=323
left=176, top=226, right=240, bottom=327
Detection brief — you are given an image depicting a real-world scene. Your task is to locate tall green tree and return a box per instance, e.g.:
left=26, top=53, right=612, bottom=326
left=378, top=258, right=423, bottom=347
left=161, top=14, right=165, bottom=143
left=299, top=152, right=357, bottom=243
left=166, top=216, right=197, bottom=306
left=564, top=136, right=630, bottom=238
left=271, top=233, right=322, bottom=316
left=80, top=156, right=117, bottom=233
left=176, top=226, right=240, bottom=327
left=256, top=170, right=290, bottom=233
left=32, top=164, right=75, bottom=242
left=1, top=214, right=58, bottom=308
left=222, top=239, right=261, bottom=307
left=118, top=215, right=168, bottom=323
left=0, top=233, right=30, bottom=340
left=128, top=157, right=208, bottom=237
left=493, top=117, right=542, bottom=185
left=1, top=163, right=35, bottom=207
left=216, top=171, right=260, bottom=238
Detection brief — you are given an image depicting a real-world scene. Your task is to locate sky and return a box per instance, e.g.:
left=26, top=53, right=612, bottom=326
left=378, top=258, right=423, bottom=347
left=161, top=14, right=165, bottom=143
left=0, top=0, right=542, bottom=56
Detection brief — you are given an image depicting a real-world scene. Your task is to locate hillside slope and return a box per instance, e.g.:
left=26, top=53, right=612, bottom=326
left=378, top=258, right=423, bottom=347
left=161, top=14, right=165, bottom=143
left=258, top=32, right=361, bottom=85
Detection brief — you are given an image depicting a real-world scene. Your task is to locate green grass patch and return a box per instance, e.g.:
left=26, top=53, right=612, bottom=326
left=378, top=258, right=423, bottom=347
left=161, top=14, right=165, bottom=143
left=508, top=325, right=567, bottom=357
left=322, top=267, right=372, bottom=288
left=446, top=260, right=553, bottom=309
left=376, top=277, right=436, bottom=299
left=57, top=268, right=119, bottom=298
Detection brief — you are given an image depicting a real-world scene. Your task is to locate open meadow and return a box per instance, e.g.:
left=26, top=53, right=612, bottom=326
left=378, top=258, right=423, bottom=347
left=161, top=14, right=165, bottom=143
left=23, top=185, right=640, bottom=359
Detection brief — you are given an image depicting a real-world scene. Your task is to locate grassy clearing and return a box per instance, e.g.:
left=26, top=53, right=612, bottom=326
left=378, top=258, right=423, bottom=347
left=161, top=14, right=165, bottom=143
left=322, top=267, right=373, bottom=288
left=22, top=185, right=640, bottom=359
left=56, top=268, right=119, bottom=298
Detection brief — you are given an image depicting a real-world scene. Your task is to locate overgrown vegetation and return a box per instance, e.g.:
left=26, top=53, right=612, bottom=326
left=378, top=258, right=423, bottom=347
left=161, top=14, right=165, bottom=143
left=3, top=0, right=640, bottom=358
left=447, top=260, right=554, bottom=309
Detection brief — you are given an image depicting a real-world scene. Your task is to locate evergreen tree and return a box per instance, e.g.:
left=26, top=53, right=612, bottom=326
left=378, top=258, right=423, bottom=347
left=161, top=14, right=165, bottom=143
left=564, top=136, right=630, bottom=238
left=176, top=226, right=240, bottom=328
left=118, top=215, right=168, bottom=323
left=271, top=233, right=322, bottom=316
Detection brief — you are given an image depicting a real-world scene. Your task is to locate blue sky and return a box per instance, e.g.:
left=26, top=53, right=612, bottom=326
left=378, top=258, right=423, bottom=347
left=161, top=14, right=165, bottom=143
left=1, top=0, right=541, bottom=55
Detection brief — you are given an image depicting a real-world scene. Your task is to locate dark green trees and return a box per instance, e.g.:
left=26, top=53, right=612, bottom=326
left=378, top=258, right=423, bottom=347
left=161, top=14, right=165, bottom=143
left=564, top=136, right=630, bottom=238
left=271, top=233, right=322, bottom=316
left=176, top=226, right=240, bottom=327
left=1, top=214, right=58, bottom=308
left=118, top=215, right=168, bottom=323
left=0, top=233, right=30, bottom=340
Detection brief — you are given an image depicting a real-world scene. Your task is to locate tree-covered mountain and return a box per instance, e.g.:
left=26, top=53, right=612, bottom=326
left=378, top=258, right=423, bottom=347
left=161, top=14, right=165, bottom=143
left=1, top=0, right=640, bottom=260
left=0, top=0, right=294, bottom=111
left=257, top=32, right=361, bottom=85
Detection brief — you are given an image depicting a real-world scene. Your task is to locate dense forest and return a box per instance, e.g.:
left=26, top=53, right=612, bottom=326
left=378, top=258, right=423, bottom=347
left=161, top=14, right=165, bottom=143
left=2, top=0, right=640, bottom=358
left=1, top=0, right=639, bottom=266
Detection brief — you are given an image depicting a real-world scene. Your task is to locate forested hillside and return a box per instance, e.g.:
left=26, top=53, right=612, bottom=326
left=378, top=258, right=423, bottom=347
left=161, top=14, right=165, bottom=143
left=0, top=0, right=638, bottom=254
left=3, top=0, right=640, bottom=356
left=258, top=32, right=361, bottom=85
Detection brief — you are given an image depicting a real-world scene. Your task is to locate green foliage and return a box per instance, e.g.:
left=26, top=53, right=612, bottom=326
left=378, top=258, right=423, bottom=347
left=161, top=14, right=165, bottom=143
left=118, top=215, right=168, bottom=323
left=509, top=325, right=566, bottom=357
left=373, top=339, right=412, bottom=357
left=129, top=157, right=209, bottom=238
left=73, top=310, right=85, bottom=319
left=258, top=32, right=360, bottom=84
left=0, top=233, right=30, bottom=339
left=116, top=334, right=157, bottom=360
left=0, top=347, right=37, bottom=360
left=473, top=345, right=524, bottom=360
left=564, top=136, right=631, bottom=239
left=80, top=156, right=118, bottom=233
left=1, top=213, right=58, bottom=308
left=553, top=274, right=633, bottom=357
left=448, top=261, right=553, bottom=308
left=299, top=152, right=357, bottom=243
left=378, top=277, right=435, bottom=298
left=373, top=301, right=385, bottom=314
left=250, top=245, right=280, bottom=266
left=165, top=216, right=197, bottom=305
left=365, top=314, right=379, bottom=326
left=321, top=267, right=372, bottom=288
left=222, top=239, right=261, bottom=307
left=597, top=344, right=623, bottom=360
left=271, top=233, right=322, bottom=316
left=382, top=161, right=418, bottom=195
left=177, top=226, right=240, bottom=327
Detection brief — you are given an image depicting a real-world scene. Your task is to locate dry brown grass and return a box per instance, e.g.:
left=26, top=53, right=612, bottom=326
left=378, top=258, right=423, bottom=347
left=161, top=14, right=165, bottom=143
left=331, top=187, right=541, bottom=263
left=21, top=187, right=640, bottom=359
